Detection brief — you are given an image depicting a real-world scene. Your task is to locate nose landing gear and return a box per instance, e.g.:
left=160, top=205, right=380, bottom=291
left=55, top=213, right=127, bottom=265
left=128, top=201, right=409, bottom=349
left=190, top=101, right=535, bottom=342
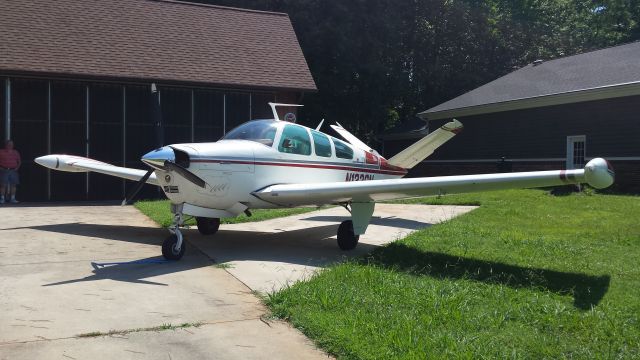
left=162, top=232, right=185, bottom=260
left=162, top=203, right=186, bottom=260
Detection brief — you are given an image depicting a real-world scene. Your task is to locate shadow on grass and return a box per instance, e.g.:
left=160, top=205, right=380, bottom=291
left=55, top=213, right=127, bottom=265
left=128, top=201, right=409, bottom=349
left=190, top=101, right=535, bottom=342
left=366, top=243, right=610, bottom=310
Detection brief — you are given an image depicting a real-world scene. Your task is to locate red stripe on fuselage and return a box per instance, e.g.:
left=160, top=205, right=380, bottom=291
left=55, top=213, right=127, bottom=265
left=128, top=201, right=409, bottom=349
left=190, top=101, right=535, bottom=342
left=191, top=159, right=408, bottom=176
left=379, top=158, right=406, bottom=173
left=559, top=170, right=568, bottom=183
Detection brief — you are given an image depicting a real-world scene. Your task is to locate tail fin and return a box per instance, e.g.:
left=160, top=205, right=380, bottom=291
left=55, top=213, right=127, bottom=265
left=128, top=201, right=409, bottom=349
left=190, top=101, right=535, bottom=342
left=387, top=119, right=463, bottom=169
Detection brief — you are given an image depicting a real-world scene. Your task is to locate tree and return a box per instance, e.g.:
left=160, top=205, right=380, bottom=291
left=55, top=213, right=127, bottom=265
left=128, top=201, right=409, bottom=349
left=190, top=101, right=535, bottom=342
left=192, top=0, right=640, bottom=141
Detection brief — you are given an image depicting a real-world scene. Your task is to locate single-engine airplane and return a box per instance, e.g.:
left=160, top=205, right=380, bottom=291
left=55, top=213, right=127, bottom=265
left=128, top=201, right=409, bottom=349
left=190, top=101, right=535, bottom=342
left=35, top=85, right=615, bottom=260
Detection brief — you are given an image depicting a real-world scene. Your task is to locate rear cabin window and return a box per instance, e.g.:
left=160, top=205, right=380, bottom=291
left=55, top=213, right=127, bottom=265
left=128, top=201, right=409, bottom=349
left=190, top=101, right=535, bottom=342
left=278, top=124, right=312, bottom=155
left=311, top=130, right=332, bottom=157
left=332, top=138, right=354, bottom=159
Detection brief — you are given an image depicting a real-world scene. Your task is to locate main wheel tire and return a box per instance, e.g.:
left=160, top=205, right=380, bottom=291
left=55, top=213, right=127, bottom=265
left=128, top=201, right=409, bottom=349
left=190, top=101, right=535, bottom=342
left=337, top=220, right=359, bottom=250
left=162, top=234, right=186, bottom=260
left=196, top=217, right=220, bottom=235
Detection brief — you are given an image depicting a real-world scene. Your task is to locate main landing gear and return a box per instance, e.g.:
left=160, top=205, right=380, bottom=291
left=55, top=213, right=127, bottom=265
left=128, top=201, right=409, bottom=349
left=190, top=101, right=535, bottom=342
left=162, top=204, right=186, bottom=260
left=337, top=220, right=359, bottom=250
left=196, top=217, right=220, bottom=235
left=336, top=202, right=374, bottom=251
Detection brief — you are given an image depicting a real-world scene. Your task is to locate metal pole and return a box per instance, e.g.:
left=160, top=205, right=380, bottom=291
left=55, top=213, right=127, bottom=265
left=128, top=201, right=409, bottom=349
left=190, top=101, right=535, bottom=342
left=249, top=93, right=252, bottom=121
left=191, top=89, right=195, bottom=142
left=223, top=93, right=226, bottom=134
left=85, top=85, right=90, bottom=198
left=47, top=81, right=51, bottom=200
left=5, top=78, right=10, bottom=140
left=122, top=86, right=126, bottom=197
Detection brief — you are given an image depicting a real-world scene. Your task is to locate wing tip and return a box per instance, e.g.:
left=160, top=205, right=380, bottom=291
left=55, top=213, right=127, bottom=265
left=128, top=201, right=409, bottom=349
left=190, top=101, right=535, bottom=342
left=442, top=119, right=464, bottom=134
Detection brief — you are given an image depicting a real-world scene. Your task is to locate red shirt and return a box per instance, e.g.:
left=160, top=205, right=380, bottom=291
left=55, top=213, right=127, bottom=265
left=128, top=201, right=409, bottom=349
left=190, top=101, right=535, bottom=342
left=0, top=149, right=20, bottom=169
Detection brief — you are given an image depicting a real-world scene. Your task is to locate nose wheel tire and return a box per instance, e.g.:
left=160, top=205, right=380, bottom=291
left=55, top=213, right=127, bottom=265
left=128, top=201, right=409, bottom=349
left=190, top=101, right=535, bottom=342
left=196, top=217, right=220, bottom=235
left=337, top=220, right=359, bottom=250
left=162, top=233, right=186, bottom=260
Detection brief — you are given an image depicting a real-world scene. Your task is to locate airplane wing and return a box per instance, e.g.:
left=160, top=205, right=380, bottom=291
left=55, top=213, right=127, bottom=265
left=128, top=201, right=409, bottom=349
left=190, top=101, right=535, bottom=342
left=35, top=155, right=158, bottom=185
left=386, top=119, right=463, bottom=169
left=252, top=158, right=614, bottom=206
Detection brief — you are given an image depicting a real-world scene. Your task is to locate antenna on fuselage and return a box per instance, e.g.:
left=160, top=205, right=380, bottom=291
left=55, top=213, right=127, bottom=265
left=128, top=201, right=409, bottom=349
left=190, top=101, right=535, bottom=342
left=315, top=119, right=325, bottom=131
left=268, top=102, right=304, bottom=122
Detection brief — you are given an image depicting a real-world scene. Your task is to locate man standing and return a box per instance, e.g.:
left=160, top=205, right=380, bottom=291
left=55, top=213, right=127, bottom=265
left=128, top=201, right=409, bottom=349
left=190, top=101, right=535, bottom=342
left=0, top=139, right=21, bottom=204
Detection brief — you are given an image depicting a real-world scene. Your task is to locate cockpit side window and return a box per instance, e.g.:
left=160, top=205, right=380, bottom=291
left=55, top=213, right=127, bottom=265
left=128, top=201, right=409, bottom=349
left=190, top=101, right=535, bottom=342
left=278, top=124, right=312, bottom=155
left=332, top=137, right=354, bottom=159
left=311, top=130, right=332, bottom=157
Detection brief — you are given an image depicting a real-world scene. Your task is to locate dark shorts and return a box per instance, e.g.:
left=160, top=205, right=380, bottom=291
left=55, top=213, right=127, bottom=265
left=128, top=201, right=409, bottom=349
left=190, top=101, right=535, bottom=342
left=0, top=169, right=19, bottom=185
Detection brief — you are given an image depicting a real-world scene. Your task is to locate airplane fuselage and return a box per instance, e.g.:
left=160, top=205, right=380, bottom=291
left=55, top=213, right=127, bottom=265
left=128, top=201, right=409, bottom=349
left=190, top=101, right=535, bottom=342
left=142, top=120, right=407, bottom=218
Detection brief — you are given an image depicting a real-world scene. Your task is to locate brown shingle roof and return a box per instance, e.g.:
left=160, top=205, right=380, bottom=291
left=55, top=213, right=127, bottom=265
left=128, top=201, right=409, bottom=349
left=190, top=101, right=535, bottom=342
left=0, top=0, right=317, bottom=91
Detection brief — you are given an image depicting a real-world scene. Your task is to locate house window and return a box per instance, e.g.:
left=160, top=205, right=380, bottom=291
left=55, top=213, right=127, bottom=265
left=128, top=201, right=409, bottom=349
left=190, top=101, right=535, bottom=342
left=566, top=135, right=586, bottom=169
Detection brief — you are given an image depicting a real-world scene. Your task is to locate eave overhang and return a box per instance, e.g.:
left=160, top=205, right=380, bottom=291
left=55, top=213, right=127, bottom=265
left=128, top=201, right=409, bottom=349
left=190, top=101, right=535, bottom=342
left=419, top=81, right=640, bottom=121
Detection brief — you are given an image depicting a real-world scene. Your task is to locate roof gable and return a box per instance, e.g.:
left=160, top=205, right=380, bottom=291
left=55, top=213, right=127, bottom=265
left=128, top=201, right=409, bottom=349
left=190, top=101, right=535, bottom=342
left=0, top=0, right=317, bottom=91
left=420, top=41, right=640, bottom=119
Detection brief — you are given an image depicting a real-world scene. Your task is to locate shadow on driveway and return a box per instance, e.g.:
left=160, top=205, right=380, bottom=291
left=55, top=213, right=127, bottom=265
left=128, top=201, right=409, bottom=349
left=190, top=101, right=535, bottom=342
left=42, top=256, right=207, bottom=287
left=302, top=215, right=433, bottom=230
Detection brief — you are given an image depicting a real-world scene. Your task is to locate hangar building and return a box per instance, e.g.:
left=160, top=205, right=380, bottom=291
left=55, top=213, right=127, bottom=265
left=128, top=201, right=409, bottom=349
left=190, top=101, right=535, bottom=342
left=384, top=42, right=640, bottom=192
left=0, top=0, right=316, bottom=201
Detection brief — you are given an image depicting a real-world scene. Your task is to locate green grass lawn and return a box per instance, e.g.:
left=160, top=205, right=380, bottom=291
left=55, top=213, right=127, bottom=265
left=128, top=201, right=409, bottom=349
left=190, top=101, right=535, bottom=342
left=134, top=199, right=320, bottom=228
left=266, top=189, right=640, bottom=359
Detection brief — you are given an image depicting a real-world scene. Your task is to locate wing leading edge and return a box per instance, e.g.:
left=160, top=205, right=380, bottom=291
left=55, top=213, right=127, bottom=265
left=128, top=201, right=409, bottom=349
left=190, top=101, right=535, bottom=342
left=35, top=155, right=158, bottom=185
left=253, top=158, right=614, bottom=207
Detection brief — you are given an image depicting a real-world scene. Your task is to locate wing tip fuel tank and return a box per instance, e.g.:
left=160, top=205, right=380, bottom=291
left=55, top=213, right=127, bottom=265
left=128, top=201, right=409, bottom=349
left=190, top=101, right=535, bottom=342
left=35, top=155, right=87, bottom=172
left=584, top=157, right=615, bottom=189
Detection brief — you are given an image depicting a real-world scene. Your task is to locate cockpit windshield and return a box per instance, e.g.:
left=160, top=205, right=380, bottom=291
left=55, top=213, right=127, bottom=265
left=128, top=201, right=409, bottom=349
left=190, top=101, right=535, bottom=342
left=222, top=120, right=279, bottom=146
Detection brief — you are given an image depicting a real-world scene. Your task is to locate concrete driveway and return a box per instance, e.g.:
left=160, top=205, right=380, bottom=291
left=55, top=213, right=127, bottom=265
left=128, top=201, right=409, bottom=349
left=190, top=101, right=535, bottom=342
left=188, top=204, right=476, bottom=292
left=0, top=202, right=475, bottom=359
left=0, top=204, right=328, bottom=359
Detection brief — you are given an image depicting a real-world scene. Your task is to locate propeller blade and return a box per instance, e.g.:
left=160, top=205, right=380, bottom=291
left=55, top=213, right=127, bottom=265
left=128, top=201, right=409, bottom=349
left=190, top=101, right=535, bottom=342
left=151, top=83, right=164, bottom=149
left=163, top=160, right=206, bottom=188
left=121, top=169, right=154, bottom=205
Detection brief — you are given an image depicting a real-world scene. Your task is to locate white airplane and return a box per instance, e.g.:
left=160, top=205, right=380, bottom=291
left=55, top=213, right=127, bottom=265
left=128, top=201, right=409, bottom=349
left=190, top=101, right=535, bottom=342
left=35, top=86, right=615, bottom=260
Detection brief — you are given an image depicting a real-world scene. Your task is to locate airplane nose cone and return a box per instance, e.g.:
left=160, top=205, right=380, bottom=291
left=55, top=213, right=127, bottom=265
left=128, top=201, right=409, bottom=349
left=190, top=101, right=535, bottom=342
left=142, top=146, right=174, bottom=169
